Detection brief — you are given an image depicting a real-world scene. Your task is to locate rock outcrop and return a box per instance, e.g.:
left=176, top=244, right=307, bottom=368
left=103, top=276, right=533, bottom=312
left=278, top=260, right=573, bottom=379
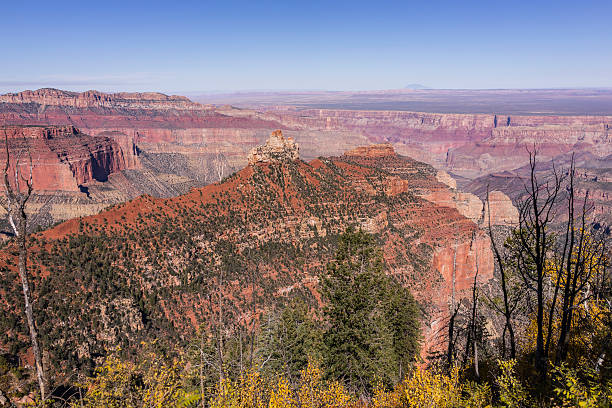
left=344, top=143, right=396, bottom=158
left=248, top=130, right=299, bottom=164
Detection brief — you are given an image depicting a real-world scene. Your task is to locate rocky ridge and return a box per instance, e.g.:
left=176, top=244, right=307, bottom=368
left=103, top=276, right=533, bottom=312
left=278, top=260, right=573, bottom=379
left=1, top=137, right=500, bottom=366
left=0, top=88, right=205, bottom=110
left=1, top=88, right=607, bottom=228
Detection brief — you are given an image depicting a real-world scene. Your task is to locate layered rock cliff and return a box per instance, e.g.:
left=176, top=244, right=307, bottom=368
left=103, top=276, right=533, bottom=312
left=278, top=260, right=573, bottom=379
left=0, top=125, right=127, bottom=191
left=1, top=88, right=607, bottom=229
left=3, top=89, right=610, bottom=182
left=0, top=88, right=205, bottom=110
left=263, top=108, right=612, bottom=178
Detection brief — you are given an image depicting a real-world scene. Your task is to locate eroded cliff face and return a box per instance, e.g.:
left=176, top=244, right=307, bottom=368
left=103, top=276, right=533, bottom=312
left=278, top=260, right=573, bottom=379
left=0, top=88, right=206, bottom=110
left=3, top=89, right=610, bottom=183
left=0, top=88, right=284, bottom=178
left=264, top=108, right=612, bottom=178
left=0, top=125, right=127, bottom=191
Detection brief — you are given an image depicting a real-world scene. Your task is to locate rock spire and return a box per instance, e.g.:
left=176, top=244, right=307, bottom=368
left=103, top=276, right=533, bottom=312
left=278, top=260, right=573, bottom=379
left=248, top=130, right=299, bottom=165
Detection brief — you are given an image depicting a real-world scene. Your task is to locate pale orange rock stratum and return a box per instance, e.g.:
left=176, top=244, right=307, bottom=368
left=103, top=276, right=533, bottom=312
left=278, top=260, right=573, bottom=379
left=344, top=143, right=396, bottom=158
left=248, top=130, right=299, bottom=164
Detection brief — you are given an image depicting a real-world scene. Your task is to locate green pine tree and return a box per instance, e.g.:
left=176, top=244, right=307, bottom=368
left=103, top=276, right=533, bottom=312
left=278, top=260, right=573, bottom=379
left=257, top=298, right=323, bottom=383
left=322, top=227, right=420, bottom=396
left=384, top=282, right=421, bottom=381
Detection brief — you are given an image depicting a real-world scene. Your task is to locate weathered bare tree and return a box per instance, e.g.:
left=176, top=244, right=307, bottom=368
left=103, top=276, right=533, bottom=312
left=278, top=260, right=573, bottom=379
left=485, top=186, right=518, bottom=359
left=512, top=150, right=564, bottom=381
left=506, top=151, right=609, bottom=381
left=447, top=237, right=460, bottom=368
left=462, top=253, right=480, bottom=380
left=551, top=157, right=607, bottom=364
left=1, top=131, right=47, bottom=400
left=214, top=265, right=226, bottom=385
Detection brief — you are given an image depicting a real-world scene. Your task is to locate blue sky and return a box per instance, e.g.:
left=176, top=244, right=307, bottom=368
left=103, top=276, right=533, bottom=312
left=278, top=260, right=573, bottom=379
left=2, top=0, right=611, bottom=93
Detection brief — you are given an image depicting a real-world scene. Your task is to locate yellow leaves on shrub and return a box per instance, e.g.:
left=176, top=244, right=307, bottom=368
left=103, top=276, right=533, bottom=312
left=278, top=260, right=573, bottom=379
left=552, top=364, right=612, bottom=408
left=74, top=349, right=196, bottom=408
left=402, top=366, right=463, bottom=408
left=496, top=360, right=529, bottom=408
left=297, top=361, right=351, bottom=408
left=207, top=361, right=352, bottom=408
left=209, top=370, right=268, bottom=408
left=372, top=366, right=493, bottom=408
left=269, top=377, right=294, bottom=408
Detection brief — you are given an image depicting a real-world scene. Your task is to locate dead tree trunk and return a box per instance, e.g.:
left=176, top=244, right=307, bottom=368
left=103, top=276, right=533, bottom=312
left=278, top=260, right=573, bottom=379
left=2, top=131, right=47, bottom=400
left=471, top=254, right=480, bottom=380
left=486, top=187, right=516, bottom=359
left=514, top=150, right=564, bottom=382
left=216, top=267, right=225, bottom=384
left=447, top=238, right=459, bottom=369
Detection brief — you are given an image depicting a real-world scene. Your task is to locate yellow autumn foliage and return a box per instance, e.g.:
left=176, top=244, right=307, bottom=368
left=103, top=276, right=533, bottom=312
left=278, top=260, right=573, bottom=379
left=371, top=365, right=493, bottom=408
left=208, top=361, right=352, bottom=408
left=68, top=350, right=608, bottom=408
left=73, top=349, right=197, bottom=408
left=524, top=231, right=610, bottom=364
left=296, top=361, right=352, bottom=408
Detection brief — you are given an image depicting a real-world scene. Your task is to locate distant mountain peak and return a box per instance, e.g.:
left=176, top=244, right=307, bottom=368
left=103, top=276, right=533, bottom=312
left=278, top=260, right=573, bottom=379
left=404, top=84, right=430, bottom=90
left=248, top=130, right=299, bottom=164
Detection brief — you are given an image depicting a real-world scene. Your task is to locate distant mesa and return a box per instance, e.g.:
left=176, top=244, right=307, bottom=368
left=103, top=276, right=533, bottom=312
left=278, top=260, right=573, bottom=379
left=248, top=130, right=299, bottom=165
left=0, top=88, right=202, bottom=110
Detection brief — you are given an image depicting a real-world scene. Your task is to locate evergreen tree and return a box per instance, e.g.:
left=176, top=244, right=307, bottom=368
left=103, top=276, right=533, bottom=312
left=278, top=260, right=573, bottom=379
left=322, top=227, right=420, bottom=396
left=384, top=282, right=421, bottom=381
left=257, top=298, right=323, bottom=383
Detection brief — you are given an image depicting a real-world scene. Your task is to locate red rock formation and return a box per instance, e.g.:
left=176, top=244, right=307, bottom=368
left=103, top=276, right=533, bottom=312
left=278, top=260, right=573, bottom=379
left=3, top=89, right=610, bottom=182
left=1, top=88, right=605, bottom=232
left=0, top=140, right=495, bottom=361
left=345, top=143, right=396, bottom=158
left=0, top=125, right=127, bottom=191
left=0, top=88, right=284, bottom=175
